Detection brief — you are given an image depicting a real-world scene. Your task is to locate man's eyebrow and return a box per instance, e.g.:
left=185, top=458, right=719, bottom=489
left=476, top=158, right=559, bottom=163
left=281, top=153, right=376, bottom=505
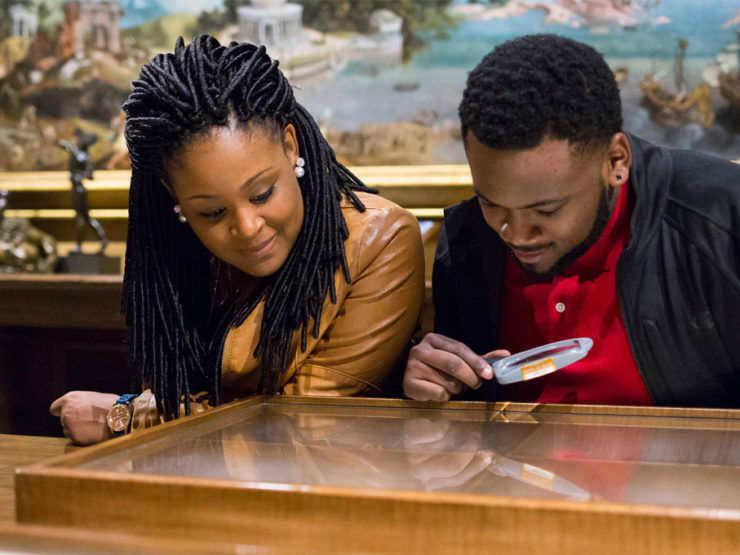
left=187, top=168, right=272, bottom=200
left=473, top=187, right=562, bottom=210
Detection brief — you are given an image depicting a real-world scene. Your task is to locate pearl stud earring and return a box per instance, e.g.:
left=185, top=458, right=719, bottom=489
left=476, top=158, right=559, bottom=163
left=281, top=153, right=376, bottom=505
left=173, top=204, right=187, bottom=223
left=294, top=157, right=305, bottom=178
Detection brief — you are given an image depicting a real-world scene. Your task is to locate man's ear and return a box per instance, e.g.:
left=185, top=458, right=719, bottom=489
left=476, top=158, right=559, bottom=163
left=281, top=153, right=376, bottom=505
left=605, top=132, right=632, bottom=187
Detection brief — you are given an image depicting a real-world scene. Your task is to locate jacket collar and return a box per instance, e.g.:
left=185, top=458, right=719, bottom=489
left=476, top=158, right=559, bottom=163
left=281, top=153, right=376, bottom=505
left=624, top=132, right=674, bottom=255
left=442, top=198, right=505, bottom=354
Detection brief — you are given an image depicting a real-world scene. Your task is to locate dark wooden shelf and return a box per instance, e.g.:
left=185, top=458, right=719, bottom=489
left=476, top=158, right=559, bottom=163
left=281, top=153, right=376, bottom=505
left=0, top=273, right=124, bottom=329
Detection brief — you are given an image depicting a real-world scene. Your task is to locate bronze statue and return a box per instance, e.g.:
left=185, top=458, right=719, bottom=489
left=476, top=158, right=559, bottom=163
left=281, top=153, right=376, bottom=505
left=57, top=129, right=108, bottom=254
left=0, top=189, right=58, bottom=273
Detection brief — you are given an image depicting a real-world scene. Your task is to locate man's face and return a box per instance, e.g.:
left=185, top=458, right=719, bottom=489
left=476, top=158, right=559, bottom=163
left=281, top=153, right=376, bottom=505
left=465, top=133, right=612, bottom=276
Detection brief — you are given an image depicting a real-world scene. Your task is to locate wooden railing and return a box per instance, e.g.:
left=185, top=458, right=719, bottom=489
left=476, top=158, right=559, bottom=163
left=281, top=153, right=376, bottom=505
left=0, top=166, right=474, bottom=241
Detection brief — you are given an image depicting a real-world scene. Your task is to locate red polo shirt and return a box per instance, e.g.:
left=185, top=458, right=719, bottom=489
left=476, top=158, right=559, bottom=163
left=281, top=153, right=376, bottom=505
left=497, top=182, right=652, bottom=405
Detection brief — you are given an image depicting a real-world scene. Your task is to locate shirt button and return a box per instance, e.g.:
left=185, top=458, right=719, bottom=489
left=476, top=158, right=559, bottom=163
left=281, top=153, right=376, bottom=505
left=555, top=302, right=566, bottom=313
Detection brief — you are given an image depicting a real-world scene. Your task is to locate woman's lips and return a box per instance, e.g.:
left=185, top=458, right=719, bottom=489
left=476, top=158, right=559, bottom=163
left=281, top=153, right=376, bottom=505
left=244, top=235, right=276, bottom=256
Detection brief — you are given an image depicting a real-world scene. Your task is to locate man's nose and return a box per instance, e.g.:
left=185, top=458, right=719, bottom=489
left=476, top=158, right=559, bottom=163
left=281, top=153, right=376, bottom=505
left=499, top=213, right=540, bottom=245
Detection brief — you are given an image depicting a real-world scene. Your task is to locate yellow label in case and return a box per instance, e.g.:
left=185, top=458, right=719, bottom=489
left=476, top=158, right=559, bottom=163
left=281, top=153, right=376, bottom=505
left=521, top=358, right=557, bottom=381
left=520, top=463, right=556, bottom=489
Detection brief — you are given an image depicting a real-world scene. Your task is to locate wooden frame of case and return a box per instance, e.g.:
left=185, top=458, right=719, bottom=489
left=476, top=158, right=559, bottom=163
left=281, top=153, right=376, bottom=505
left=15, top=396, right=740, bottom=554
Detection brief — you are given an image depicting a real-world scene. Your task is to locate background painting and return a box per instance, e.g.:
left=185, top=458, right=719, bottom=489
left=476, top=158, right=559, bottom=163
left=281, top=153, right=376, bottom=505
left=0, top=0, right=738, bottom=171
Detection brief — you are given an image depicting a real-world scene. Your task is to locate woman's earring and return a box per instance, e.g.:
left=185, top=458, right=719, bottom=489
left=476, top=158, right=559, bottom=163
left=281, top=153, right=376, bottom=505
left=294, top=157, right=305, bottom=178
left=173, top=204, right=187, bottom=223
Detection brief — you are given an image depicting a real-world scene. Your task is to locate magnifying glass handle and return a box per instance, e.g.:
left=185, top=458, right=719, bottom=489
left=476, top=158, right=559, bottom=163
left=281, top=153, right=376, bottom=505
left=484, top=355, right=504, bottom=366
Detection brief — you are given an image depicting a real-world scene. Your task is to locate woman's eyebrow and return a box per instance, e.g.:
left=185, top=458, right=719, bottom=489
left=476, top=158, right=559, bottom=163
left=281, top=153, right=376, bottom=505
left=187, top=168, right=273, bottom=200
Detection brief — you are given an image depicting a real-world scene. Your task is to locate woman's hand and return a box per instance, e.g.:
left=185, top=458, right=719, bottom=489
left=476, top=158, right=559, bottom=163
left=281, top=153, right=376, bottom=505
left=50, top=391, right=119, bottom=445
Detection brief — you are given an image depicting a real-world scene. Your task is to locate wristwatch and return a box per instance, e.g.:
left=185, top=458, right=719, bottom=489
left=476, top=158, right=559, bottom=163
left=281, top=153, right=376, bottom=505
left=106, top=394, right=138, bottom=437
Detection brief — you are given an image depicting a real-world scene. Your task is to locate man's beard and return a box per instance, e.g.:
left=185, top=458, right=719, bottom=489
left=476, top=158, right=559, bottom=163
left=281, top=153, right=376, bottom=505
left=511, top=187, right=612, bottom=280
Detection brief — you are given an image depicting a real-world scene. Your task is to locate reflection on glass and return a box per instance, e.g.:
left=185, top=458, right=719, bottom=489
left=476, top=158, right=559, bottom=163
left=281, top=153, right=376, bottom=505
left=80, top=403, right=740, bottom=509
left=508, top=344, right=580, bottom=366
left=490, top=456, right=591, bottom=501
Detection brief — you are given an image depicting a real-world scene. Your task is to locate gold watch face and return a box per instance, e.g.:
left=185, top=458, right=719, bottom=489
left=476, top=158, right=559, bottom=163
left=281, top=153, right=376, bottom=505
left=107, top=403, right=131, bottom=433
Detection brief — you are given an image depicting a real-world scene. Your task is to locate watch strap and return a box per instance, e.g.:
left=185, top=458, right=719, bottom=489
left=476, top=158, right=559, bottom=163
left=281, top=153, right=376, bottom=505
left=114, top=393, right=138, bottom=407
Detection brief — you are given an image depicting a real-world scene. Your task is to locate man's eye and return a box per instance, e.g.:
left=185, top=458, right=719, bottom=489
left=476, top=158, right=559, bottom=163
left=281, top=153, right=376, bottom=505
left=251, top=185, right=275, bottom=204
left=478, top=199, right=498, bottom=212
left=537, top=208, right=561, bottom=217
left=199, top=207, right=226, bottom=219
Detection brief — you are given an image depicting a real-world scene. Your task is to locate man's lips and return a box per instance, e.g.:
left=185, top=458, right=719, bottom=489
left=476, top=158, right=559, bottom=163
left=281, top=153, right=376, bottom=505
left=509, top=244, right=551, bottom=264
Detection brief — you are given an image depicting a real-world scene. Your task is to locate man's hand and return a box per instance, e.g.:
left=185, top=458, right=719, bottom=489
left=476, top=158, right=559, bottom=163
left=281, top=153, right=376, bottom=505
left=403, top=332, right=510, bottom=401
left=403, top=416, right=495, bottom=490
left=50, top=391, right=119, bottom=445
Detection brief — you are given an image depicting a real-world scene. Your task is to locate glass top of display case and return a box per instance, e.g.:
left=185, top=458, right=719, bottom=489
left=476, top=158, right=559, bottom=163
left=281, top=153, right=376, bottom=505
left=18, top=398, right=740, bottom=553
left=67, top=398, right=740, bottom=509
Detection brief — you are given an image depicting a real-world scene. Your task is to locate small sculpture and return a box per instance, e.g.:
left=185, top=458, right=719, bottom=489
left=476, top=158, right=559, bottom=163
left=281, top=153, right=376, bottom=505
left=0, top=189, right=58, bottom=273
left=57, top=129, right=108, bottom=254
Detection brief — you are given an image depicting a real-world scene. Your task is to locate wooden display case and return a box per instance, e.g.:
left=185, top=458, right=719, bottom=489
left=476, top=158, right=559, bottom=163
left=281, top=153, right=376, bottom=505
left=15, top=396, right=740, bottom=554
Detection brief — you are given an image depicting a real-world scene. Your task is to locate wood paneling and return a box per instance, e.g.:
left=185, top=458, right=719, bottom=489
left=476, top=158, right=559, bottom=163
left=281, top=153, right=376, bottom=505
left=0, top=326, right=131, bottom=436
left=0, top=274, right=129, bottom=435
left=0, top=274, right=124, bottom=329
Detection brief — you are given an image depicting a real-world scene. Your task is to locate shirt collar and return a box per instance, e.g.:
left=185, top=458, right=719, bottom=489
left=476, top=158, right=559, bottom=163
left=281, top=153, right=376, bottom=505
left=563, top=180, right=633, bottom=276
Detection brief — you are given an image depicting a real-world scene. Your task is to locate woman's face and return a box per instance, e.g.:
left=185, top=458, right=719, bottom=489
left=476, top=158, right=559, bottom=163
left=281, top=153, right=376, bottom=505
left=165, top=124, right=304, bottom=278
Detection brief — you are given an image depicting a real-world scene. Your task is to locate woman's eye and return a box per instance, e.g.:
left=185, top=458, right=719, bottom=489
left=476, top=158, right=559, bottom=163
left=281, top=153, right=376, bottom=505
left=251, top=185, right=275, bottom=204
left=199, top=207, right=226, bottom=219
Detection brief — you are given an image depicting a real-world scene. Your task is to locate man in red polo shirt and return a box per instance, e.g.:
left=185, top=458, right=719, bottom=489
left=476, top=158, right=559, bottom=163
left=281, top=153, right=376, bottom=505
left=404, top=34, right=740, bottom=408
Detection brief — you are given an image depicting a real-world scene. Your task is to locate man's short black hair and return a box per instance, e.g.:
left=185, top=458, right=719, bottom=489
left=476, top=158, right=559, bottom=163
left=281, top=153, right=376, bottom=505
left=459, top=34, right=623, bottom=151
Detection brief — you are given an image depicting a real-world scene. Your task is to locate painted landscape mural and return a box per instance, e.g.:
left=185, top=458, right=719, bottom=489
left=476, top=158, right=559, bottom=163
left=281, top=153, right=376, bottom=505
left=0, top=0, right=739, bottom=171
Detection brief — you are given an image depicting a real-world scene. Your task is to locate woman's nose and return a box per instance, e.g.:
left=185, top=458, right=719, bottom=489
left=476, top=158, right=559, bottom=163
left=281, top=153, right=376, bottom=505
left=230, top=206, right=263, bottom=238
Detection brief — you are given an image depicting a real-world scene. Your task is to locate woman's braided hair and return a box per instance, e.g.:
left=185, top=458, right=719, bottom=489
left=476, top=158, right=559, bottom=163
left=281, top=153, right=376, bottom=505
left=122, top=35, right=374, bottom=419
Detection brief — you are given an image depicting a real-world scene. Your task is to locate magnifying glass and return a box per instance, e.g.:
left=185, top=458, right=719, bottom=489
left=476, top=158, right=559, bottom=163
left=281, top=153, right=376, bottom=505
left=488, top=455, right=592, bottom=501
left=484, top=338, right=593, bottom=385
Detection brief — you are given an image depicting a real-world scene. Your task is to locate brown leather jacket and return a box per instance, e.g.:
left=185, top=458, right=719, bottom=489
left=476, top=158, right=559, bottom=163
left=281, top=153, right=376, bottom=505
left=222, top=192, right=425, bottom=397
left=132, top=193, right=424, bottom=429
